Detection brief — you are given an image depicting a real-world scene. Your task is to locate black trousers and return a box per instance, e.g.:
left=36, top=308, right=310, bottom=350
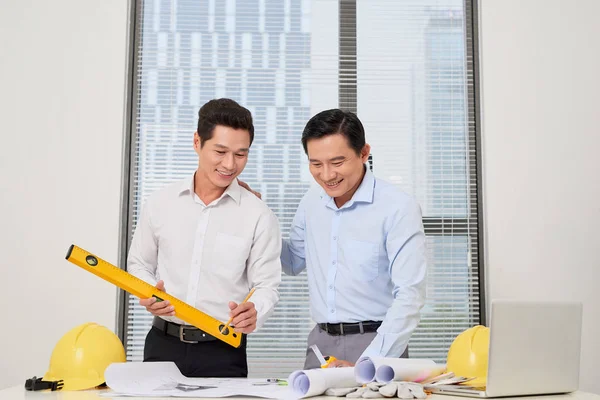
left=143, top=326, right=248, bottom=377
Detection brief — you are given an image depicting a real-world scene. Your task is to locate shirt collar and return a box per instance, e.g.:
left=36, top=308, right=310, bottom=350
left=320, top=164, right=375, bottom=209
left=178, top=173, right=241, bottom=205
left=178, top=175, right=195, bottom=196
left=223, top=178, right=242, bottom=204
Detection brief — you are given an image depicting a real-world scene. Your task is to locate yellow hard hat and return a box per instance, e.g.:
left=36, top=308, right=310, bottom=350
left=42, top=322, right=126, bottom=391
left=446, top=325, right=490, bottom=387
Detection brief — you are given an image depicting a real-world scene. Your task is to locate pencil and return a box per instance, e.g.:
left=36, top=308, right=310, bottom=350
left=220, top=287, right=256, bottom=334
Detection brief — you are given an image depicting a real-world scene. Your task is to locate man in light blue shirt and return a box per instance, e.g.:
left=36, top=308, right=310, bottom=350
left=281, top=109, right=427, bottom=368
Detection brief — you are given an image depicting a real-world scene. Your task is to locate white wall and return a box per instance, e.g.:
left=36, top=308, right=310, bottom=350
left=1, top=0, right=599, bottom=394
left=480, top=0, right=600, bottom=394
left=0, top=0, right=129, bottom=390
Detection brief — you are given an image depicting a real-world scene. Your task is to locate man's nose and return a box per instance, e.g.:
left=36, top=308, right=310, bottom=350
left=322, top=165, right=336, bottom=181
left=222, top=153, right=235, bottom=169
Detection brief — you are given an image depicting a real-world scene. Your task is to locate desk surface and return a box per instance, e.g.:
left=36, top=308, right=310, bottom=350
left=1, top=386, right=599, bottom=400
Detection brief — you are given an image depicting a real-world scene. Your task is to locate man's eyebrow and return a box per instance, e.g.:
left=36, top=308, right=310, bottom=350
left=213, top=144, right=249, bottom=152
left=309, top=156, right=345, bottom=163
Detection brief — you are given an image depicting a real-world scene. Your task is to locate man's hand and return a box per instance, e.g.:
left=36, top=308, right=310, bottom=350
left=139, top=280, right=175, bottom=317
left=237, top=179, right=262, bottom=199
left=228, top=300, right=258, bottom=334
left=327, top=359, right=355, bottom=368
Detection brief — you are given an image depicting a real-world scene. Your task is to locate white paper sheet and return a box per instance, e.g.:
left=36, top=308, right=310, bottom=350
left=288, top=367, right=358, bottom=398
left=354, top=357, right=446, bottom=384
left=102, top=362, right=290, bottom=398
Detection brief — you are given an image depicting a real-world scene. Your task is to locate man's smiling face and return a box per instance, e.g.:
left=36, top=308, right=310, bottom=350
left=307, top=132, right=370, bottom=207
left=194, top=124, right=250, bottom=189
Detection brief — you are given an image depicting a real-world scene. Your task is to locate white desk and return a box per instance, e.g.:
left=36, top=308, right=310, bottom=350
left=1, top=386, right=599, bottom=400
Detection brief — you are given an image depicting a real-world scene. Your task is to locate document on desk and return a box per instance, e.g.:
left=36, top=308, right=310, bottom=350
left=288, top=367, right=358, bottom=398
left=355, top=357, right=446, bottom=384
left=102, top=362, right=290, bottom=398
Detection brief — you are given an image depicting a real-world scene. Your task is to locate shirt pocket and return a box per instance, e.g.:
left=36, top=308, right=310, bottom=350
left=213, top=232, right=251, bottom=270
left=346, top=239, right=380, bottom=282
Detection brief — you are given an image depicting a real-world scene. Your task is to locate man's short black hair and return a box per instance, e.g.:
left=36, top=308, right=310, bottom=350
left=301, top=109, right=366, bottom=155
left=197, top=98, right=254, bottom=146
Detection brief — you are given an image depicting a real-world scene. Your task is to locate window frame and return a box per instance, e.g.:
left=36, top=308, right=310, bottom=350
left=116, top=0, right=486, bottom=363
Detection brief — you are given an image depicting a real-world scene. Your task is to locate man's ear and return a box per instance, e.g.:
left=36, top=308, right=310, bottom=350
left=193, top=131, right=201, bottom=153
left=361, top=143, right=371, bottom=163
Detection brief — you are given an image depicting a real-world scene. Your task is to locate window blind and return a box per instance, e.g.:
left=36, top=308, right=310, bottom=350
left=123, top=0, right=482, bottom=377
left=352, top=0, right=481, bottom=359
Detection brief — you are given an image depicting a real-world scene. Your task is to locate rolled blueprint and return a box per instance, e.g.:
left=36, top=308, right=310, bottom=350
left=355, top=357, right=446, bottom=384
left=288, top=367, right=359, bottom=398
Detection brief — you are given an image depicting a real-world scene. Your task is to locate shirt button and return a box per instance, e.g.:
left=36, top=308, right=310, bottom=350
left=336, top=211, right=340, bottom=216
left=332, top=260, right=336, bottom=265
left=333, top=236, right=337, bottom=240
left=330, top=309, right=335, bottom=313
left=329, top=285, right=333, bottom=289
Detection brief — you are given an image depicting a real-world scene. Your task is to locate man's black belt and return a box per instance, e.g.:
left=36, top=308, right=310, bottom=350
left=152, top=317, right=217, bottom=343
left=318, top=321, right=382, bottom=336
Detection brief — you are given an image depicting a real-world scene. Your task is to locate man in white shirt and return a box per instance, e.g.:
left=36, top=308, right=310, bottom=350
left=127, top=98, right=282, bottom=378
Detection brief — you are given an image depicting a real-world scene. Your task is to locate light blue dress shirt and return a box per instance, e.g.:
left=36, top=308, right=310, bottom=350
left=281, top=167, right=427, bottom=358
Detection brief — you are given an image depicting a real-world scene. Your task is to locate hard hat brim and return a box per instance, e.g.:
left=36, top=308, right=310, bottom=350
left=43, top=373, right=104, bottom=391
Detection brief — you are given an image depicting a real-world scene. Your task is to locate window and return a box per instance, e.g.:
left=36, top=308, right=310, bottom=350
left=120, top=0, right=483, bottom=376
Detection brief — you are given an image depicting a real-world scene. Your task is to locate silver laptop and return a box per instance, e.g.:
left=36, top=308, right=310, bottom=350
left=429, top=300, right=582, bottom=398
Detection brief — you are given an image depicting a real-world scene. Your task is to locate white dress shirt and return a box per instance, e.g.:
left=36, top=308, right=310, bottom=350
left=127, top=175, right=282, bottom=329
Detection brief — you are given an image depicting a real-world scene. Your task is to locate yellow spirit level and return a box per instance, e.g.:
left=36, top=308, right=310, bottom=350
left=65, top=244, right=242, bottom=348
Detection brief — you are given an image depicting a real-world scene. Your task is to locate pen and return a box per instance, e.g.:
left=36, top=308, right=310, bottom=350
left=252, top=378, right=287, bottom=386
left=220, top=287, right=256, bottom=334
left=267, top=378, right=288, bottom=386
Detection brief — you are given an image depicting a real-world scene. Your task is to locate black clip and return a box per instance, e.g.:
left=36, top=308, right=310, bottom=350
left=24, top=376, right=64, bottom=391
